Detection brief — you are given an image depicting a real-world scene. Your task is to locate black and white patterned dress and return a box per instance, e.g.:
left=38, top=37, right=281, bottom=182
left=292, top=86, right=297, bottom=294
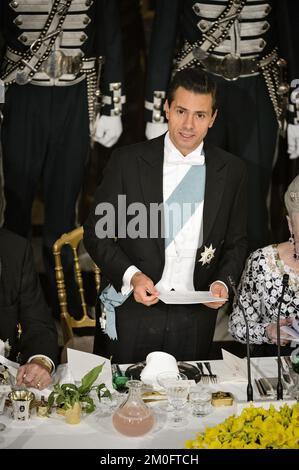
left=229, top=245, right=299, bottom=344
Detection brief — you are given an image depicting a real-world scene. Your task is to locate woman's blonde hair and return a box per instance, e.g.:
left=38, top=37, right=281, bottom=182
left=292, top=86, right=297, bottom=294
left=284, top=174, right=299, bottom=214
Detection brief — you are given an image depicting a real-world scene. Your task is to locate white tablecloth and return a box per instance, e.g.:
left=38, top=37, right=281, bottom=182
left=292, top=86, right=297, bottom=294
left=0, top=357, right=293, bottom=449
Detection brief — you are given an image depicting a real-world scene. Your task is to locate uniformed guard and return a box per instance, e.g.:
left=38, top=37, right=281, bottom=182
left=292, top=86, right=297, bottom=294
left=0, top=0, right=125, bottom=316
left=145, top=0, right=299, bottom=251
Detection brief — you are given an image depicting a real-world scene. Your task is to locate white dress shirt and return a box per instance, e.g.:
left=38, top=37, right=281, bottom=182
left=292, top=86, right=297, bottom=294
left=156, top=133, right=205, bottom=292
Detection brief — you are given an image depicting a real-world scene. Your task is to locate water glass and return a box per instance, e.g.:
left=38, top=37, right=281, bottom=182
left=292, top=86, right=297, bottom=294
left=162, top=376, right=190, bottom=427
left=189, top=386, right=212, bottom=417
left=156, top=371, right=187, bottom=413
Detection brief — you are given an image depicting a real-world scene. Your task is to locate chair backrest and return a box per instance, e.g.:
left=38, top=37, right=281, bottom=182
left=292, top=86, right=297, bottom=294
left=53, top=226, right=100, bottom=344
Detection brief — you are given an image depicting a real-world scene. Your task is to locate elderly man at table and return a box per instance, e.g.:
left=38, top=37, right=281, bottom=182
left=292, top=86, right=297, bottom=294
left=0, top=228, right=58, bottom=390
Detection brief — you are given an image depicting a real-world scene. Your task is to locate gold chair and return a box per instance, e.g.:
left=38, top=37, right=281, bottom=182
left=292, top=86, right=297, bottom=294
left=53, top=226, right=100, bottom=346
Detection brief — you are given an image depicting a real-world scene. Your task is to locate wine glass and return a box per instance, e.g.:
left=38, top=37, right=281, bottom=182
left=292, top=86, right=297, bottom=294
left=189, top=385, right=212, bottom=417
left=156, top=371, right=187, bottom=413
left=157, top=371, right=189, bottom=426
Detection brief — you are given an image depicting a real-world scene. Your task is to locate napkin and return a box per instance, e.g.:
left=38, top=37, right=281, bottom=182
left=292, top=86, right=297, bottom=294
left=54, top=363, right=75, bottom=386
left=219, top=349, right=249, bottom=383
left=0, top=353, right=18, bottom=380
left=67, top=348, right=114, bottom=392
left=0, top=340, right=11, bottom=358
left=0, top=354, right=17, bottom=412
left=140, top=351, right=179, bottom=388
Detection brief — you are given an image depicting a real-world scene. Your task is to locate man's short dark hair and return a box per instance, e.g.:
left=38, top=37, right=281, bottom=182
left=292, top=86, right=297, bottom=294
left=167, top=68, right=217, bottom=114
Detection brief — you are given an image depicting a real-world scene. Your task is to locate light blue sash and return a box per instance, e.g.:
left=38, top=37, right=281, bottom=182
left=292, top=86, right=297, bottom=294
left=164, top=164, right=206, bottom=248
left=99, top=286, right=131, bottom=340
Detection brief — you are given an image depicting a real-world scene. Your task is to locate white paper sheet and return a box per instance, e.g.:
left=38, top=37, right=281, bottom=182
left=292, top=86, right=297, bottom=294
left=157, top=290, right=227, bottom=304
left=0, top=354, right=18, bottom=378
left=67, top=349, right=114, bottom=392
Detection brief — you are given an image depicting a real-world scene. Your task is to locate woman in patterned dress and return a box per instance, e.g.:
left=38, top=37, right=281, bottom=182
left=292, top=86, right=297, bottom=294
left=229, top=175, right=299, bottom=357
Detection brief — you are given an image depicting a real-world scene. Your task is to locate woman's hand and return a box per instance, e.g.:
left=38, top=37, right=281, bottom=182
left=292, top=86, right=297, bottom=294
left=266, top=318, right=293, bottom=345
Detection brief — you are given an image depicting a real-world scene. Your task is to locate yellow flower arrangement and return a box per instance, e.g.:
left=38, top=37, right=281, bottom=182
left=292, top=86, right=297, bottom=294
left=185, top=403, right=299, bottom=449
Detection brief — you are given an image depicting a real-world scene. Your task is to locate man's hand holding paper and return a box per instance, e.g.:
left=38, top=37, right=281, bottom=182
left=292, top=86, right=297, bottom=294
left=131, top=272, right=160, bottom=307
left=157, top=284, right=228, bottom=305
left=203, top=281, right=229, bottom=309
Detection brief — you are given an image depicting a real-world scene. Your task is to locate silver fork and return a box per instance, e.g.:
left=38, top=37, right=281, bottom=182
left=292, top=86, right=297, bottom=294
left=204, top=362, right=218, bottom=383
left=196, top=362, right=210, bottom=384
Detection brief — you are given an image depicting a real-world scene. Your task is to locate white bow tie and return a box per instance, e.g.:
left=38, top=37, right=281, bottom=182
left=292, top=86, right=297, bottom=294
left=166, top=153, right=205, bottom=166
left=164, top=132, right=205, bottom=165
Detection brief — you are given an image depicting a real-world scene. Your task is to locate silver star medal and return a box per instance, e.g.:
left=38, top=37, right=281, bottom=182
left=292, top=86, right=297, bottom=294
left=198, top=244, right=216, bottom=266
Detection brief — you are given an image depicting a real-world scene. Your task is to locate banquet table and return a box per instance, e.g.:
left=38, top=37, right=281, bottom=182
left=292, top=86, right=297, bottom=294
left=0, top=356, right=295, bottom=449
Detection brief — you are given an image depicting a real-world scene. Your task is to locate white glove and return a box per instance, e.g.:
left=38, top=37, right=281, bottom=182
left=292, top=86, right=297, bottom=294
left=93, top=115, right=123, bottom=148
left=145, top=122, right=168, bottom=140
left=287, top=124, right=299, bottom=160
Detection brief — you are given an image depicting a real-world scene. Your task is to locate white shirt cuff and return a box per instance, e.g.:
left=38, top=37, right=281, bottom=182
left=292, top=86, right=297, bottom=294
left=28, top=354, right=55, bottom=375
left=121, top=266, right=141, bottom=295
left=209, top=280, right=229, bottom=295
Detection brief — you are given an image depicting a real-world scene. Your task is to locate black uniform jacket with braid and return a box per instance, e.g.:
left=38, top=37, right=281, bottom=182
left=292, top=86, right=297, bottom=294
left=0, top=0, right=124, bottom=114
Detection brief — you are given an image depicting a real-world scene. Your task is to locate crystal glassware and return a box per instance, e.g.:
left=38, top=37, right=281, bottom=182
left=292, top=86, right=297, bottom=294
left=156, top=371, right=188, bottom=413
left=157, top=372, right=189, bottom=427
left=189, top=385, right=212, bottom=417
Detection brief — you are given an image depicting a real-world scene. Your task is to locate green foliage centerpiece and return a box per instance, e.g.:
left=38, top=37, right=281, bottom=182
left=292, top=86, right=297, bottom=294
left=48, top=364, right=111, bottom=423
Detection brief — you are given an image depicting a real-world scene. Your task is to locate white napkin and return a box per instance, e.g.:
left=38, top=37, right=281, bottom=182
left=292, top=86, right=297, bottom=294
left=0, top=353, right=18, bottom=380
left=0, top=354, right=17, bottom=412
left=140, top=351, right=179, bottom=388
left=67, top=348, right=114, bottom=392
left=0, top=340, right=11, bottom=359
left=54, top=363, right=75, bottom=385
left=219, top=349, right=248, bottom=383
